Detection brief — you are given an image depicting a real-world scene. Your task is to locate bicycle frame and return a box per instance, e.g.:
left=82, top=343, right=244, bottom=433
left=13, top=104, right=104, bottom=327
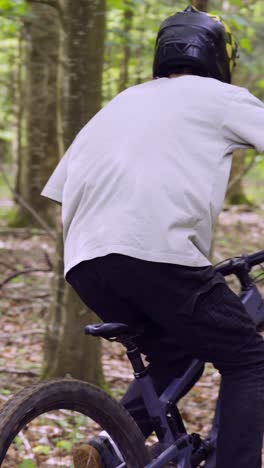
left=85, top=252, right=264, bottom=468
left=121, top=279, right=264, bottom=468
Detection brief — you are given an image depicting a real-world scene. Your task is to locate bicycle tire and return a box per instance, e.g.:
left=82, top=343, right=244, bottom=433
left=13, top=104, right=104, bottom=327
left=0, top=378, right=151, bottom=467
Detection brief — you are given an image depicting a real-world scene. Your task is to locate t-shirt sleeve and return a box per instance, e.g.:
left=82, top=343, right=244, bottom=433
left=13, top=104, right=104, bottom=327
left=41, top=146, right=72, bottom=204
left=222, top=89, right=264, bottom=154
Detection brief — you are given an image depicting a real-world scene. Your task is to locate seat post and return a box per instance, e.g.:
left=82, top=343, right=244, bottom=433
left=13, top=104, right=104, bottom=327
left=85, top=323, right=176, bottom=444
left=118, top=336, right=148, bottom=378
left=118, top=335, right=176, bottom=445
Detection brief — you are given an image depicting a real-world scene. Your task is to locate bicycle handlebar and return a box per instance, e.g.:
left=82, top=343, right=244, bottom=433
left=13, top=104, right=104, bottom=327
left=214, top=249, right=264, bottom=277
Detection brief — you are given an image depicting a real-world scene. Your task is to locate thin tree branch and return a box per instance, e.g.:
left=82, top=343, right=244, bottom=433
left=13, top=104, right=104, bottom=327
left=43, top=250, right=54, bottom=269
left=227, top=153, right=257, bottom=193
left=0, top=227, right=48, bottom=235
left=1, top=164, right=56, bottom=240
left=0, top=261, right=15, bottom=271
left=19, top=431, right=36, bottom=462
left=0, top=268, right=51, bottom=289
left=2, top=294, right=50, bottom=301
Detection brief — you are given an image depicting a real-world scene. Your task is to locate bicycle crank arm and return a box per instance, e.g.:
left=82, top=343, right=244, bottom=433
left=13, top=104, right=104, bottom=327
left=145, top=435, right=193, bottom=468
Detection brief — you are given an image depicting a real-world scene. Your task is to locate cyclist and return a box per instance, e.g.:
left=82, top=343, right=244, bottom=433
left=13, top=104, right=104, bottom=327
left=41, top=6, right=264, bottom=468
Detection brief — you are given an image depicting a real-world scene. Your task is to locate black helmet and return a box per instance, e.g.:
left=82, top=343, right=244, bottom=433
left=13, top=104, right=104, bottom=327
left=153, top=6, right=238, bottom=83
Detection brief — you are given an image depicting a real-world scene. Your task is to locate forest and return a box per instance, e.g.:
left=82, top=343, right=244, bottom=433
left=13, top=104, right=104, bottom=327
left=0, top=0, right=263, bottom=466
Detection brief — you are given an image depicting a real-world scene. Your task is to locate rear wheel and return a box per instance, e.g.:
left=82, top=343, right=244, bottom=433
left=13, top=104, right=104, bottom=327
left=0, top=378, right=151, bottom=467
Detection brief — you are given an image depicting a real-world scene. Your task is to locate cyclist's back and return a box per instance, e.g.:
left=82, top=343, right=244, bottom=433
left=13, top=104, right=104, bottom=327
left=42, top=76, right=264, bottom=276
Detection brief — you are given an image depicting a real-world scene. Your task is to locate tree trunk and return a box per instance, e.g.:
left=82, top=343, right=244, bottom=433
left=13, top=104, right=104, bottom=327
left=134, top=3, right=149, bottom=85
left=14, top=28, right=25, bottom=200
left=43, top=0, right=106, bottom=384
left=15, top=2, right=60, bottom=227
left=118, top=0, right=133, bottom=93
left=192, top=0, right=209, bottom=11
left=43, top=222, right=103, bottom=383
left=226, top=150, right=250, bottom=205
left=63, top=0, right=105, bottom=147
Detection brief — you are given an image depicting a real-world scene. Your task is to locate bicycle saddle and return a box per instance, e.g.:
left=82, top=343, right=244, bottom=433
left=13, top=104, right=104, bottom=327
left=84, top=322, right=143, bottom=339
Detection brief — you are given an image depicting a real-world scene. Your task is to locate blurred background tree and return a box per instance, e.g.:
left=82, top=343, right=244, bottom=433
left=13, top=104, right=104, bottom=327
left=42, top=0, right=106, bottom=382
left=0, top=0, right=263, bottom=382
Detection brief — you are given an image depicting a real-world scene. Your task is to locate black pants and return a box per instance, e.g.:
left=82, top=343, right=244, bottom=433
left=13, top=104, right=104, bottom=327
left=66, top=254, right=264, bottom=468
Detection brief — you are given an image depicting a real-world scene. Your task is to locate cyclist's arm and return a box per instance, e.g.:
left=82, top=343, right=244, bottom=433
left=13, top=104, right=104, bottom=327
left=222, top=89, right=264, bottom=155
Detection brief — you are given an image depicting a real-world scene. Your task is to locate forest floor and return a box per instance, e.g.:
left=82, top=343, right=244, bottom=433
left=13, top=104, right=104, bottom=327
left=0, top=203, right=264, bottom=466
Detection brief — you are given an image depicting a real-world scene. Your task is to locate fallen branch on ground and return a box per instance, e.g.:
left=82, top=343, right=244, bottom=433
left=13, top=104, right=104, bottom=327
left=19, top=430, right=37, bottom=463
left=2, top=293, right=50, bottom=301
left=0, top=268, right=52, bottom=289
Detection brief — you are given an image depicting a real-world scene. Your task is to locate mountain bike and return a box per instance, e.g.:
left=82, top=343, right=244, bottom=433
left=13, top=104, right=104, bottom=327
left=0, top=250, right=263, bottom=467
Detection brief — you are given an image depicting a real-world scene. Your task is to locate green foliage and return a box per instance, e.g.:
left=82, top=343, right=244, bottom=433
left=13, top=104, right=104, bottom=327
left=0, top=205, right=35, bottom=227
left=240, top=37, right=253, bottom=53
left=229, top=0, right=242, bottom=5
left=256, top=80, right=264, bottom=90
left=56, top=440, right=73, bottom=451
left=14, top=436, right=23, bottom=448
left=0, top=388, right=11, bottom=395
left=244, top=156, right=264, bottom=204
left=32, top=445, right=51, bottom=455
left=107, top=0, right=124, bottom=9
left=19, top=461, right=36, bottom=468
left=0, top=0, right=27, bottom=16
left=0, top=1, right=27, bottom=159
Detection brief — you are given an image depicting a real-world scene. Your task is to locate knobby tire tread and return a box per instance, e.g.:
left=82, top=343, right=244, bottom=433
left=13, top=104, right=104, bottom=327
left=0, top=378, right=151, bottom=467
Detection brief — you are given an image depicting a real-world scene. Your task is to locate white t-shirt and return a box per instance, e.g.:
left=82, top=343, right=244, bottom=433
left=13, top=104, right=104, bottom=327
left=41, top=76, right=264, bottom=277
